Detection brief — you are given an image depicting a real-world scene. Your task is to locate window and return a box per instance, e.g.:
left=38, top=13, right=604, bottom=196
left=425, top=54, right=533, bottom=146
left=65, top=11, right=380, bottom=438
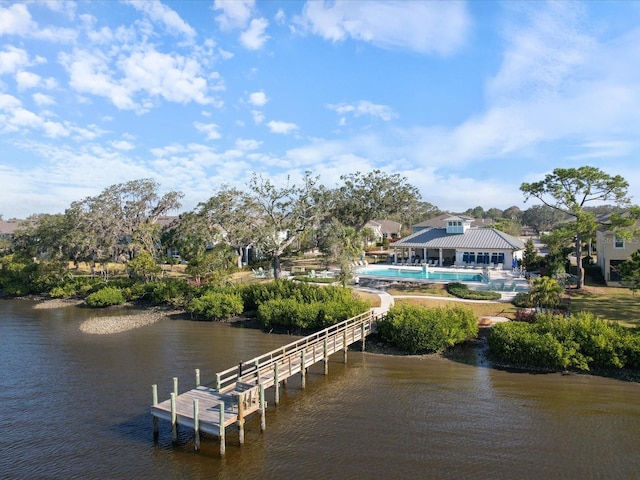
left=614, top=235, right=624, bottom=249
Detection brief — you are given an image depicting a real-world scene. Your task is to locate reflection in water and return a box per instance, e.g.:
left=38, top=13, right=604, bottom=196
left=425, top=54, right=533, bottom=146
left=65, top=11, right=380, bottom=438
left=0, top=298, right=639, bottom=479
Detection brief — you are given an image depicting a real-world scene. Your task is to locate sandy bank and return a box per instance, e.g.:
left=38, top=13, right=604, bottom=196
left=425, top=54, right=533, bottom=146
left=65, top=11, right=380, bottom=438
left=33, top=298, right=84, bottom=309
left=79, top=307, right=183, bottom=335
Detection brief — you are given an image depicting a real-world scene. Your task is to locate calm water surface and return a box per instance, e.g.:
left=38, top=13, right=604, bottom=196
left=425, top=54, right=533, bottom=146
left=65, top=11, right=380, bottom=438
left=1, top=298, right=639, bottom=479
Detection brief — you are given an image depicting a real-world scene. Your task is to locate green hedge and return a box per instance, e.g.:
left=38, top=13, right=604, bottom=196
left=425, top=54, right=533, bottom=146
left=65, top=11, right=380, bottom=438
left=186, top=291, right=244, bottom=320
left=488, top=312, right=640, bottom=371
left=376, top=304, right=479, bottom=354
left=240, top=280, right=357, bottom=312
left=447, top=282, right=502, bottom=301
left=85, top=287, right=126, bottom=307
left=256, top=296, right=370, bottom=330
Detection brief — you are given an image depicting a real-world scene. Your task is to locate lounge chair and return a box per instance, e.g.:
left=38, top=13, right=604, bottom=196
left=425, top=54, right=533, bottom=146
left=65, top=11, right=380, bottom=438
left=510, top=282, right=517, bottom=291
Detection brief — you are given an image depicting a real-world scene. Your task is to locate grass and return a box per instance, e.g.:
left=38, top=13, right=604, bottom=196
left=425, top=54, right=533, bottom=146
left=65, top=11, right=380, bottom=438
left=567, top=285, right=640, bottom=328
left=386, top=283, right=451, bottom=297
left=394, top=297, right=517, bottom=320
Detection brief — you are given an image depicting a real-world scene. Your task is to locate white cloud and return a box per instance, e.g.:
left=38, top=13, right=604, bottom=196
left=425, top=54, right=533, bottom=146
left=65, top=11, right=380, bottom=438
left=248, top=90, right=268, bottom=106
left=60, top=45, right=213, bottom=111
left=214, top=0, right=255, bottom=31
left=194, top=121, right=222, bottom=140
left=125, top=0, right=196, bottom=39
left=328, top=100, right=396, bottom=121
left=251, top=109, right=264, bottom=124
left=0, top=2, right=76, bottom=42
left=32, top=92, right=55, bottom=106
left=111, top=140, right=135, bottom=151
left=15, top=71, right=41, bottom=90
left=236, top=138, right=261, bottom=150
left=267, top=120, right=299, bottom=135
left=0, top=46, right=30, bottom=74
left=240, top=17, right=270, bottom=50
left=295, top=0, right=470, bottom=55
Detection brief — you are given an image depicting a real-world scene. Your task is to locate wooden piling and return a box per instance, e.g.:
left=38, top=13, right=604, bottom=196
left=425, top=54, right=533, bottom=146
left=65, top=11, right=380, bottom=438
left=215, top=373, right=221, bottom=391
left=195, top=368, right=200, bottom=387
left=343, top=330, right=348, bottom=363
left=260, top=384, right=266, bottom=432
left=273, top=362, right=280, bottom=404
left=152, top=384, right=158, bottom=438
left=300, top=350, right=306, bottom=389
left=219, top=402, right=226, bottom=456
left=193, top=399, right=200, bottom=451
left=170, top=392, right=177, bottom=444
left=173, top=377, right=178, bottom=397
left=323, top=338, right=328, bottom=375
left=237, top=391, right=245, bottom=444
left=361, top=324, right=366, bottom=351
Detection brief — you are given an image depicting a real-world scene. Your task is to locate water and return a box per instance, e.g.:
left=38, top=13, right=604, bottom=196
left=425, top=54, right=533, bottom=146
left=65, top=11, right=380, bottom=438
left=360, top=266, right=484, bottom=282
left=1, top=298, right=639, bottom=479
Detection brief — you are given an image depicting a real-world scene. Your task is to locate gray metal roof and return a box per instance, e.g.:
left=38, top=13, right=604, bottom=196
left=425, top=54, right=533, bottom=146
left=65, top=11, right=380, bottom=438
left=393, top=227, right=525, bottom=250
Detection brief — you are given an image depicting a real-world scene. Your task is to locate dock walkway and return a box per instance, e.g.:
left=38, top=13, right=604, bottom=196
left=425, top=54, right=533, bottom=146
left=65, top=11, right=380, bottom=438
left=151, top=310, right=379, bottom=455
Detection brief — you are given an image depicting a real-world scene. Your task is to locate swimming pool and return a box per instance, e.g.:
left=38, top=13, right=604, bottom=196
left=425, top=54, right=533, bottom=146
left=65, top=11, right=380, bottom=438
left=358, top=266, right=485, bottom=283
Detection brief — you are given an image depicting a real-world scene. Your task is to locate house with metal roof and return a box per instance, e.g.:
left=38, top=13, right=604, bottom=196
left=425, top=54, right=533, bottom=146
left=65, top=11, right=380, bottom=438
left=391, top=215, right=525, bottom=269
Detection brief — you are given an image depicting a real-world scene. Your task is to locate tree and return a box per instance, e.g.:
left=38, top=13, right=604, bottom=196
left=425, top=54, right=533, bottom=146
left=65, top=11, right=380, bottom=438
left=502, top=205, right=522, bottom=222
left=521, top=166, right=638, bottom=289
left=619, top=250, right=640, bottom=295
left=529, top=276, right=564, bottom=310
left=330, top=170, right=421, bottom=230
left=522, top=238, right=541, bottom=271
left=126, top=250, right=161, bottom=283
left=521, top=205, right=567, bottom=234
left=317, top=219, right=362, bottom=287
left=249, top=172, right=326, bottom=279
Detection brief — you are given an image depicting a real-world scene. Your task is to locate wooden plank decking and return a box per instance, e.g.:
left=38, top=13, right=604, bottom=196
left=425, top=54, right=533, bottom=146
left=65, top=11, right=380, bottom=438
left=151, top=310, right=379, bottom=454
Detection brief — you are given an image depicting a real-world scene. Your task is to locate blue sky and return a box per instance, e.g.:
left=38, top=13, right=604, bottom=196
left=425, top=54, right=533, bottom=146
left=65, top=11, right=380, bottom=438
left=1, top=0, right=640, bottom=219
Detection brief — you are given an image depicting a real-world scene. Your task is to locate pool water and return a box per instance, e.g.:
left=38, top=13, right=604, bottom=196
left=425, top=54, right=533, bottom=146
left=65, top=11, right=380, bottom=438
left=359, top=266, right=485, bottom=282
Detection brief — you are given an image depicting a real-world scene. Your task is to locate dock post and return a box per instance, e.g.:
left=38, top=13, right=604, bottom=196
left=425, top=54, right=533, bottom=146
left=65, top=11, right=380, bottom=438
left=255, top=359, right=260, bottom=383
left=170, top=392, right=177, bottom=444
left=260, top=384, right=266, bottom=432
left=195, top=368, right=200, bottom=387
left=173, top=377, right=178, bottom=397
left=323, top=338, right=328, bottom=375
left=219, top=402, right=226, bottom=456
left=216, top=373, right=221, bottom=391
left=237, top=391, right=245, bottom=444
left=193, top=399, right=200, bottom=452
left=300, top=350, right=306, bottom=389
left=152, top=384, right=158, bottom=439
left=361, top=323, right=366, bottom=351
left=274, top=363, right=280, bottom=405
left=343, top=330, right=348, bottom=363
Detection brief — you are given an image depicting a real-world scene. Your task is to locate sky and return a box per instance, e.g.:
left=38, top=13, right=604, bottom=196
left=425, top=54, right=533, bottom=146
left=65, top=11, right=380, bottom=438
left=1, top=0, right=640, bottom=220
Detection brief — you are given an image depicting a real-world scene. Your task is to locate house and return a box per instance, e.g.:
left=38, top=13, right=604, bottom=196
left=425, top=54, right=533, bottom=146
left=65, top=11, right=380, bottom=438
left=595, top=220, right=640, bottom=285
left=411, top=214, right=494, bottom=233
left=364, top=219, right=402, bottom=243
left=0, top=219, right=26, bottom=241
left=391, top=215, right=524, bottom=268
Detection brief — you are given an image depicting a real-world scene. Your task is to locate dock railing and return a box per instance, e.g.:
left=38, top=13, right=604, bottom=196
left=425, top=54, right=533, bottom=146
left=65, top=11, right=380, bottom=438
left=214, top=310, right=377, bottom=393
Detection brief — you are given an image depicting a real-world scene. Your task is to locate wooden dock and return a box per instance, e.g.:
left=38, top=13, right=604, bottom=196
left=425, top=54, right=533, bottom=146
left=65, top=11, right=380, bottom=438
left=151, top=310, right=378, bottom=455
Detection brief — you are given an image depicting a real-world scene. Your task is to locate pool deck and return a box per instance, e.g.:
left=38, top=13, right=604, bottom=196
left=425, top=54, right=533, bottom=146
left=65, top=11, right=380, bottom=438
left=355, top=264, right=530, bottom=300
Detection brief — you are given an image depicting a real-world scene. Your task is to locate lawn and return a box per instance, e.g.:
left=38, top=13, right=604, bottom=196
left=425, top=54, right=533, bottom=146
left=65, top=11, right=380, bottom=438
left=567, top=285, right=640, bottom=328
left=394, top=296, right=517, bottom=320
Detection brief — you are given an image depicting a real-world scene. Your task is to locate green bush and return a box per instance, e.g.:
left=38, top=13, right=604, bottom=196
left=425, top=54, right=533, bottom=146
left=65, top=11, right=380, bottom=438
left=85, top=287, right=126, bottom=307
left=186, top=291, right=244, bottom=320
left=376, top=304, right=478, bottom=354
left=256, top=296, right=370, bottom=330
left=512, top=292, right=534, bottom=308
left=150, top=279, right=196, bottom=306
left=49, top=284, right=77, bottom=298
left=488, top=312, right=640, bottom=371
left=240, top=281, right=358, bottom=312
left=447, top=282, right=502, bottom=301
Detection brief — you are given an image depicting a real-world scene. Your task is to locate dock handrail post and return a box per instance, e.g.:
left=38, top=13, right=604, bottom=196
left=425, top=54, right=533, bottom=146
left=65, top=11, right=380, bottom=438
left=361, top=323, right=366, bottom=351
left=300, top=350, right=306, bottom=389
left=343, top=330, right=348, bottom=363
left=255, top=359, right=260, bottom=383
left=216, top=373, right=221, bottom=391
left=193, top=399, right=200, bottom=452
left=195, top=368, right=200, bottom=387
left=170, top=392, right=177, bottom=444
left=274, top=363, right=280, bottom=405
left=237, top=392, right=245, bottom=444
left=152, top=384, right=159, bottom=439
left=173, top=377, right=178, bottom=397
left=260, top=384, right=266, bottom=432
left=323, top=338, right=328, bottom=375
left=219, top=402, right=226, bottom=456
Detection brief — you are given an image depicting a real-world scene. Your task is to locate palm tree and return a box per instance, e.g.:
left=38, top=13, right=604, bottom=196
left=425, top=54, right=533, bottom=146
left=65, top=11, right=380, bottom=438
left=529, top=276, right=564, bottom=311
